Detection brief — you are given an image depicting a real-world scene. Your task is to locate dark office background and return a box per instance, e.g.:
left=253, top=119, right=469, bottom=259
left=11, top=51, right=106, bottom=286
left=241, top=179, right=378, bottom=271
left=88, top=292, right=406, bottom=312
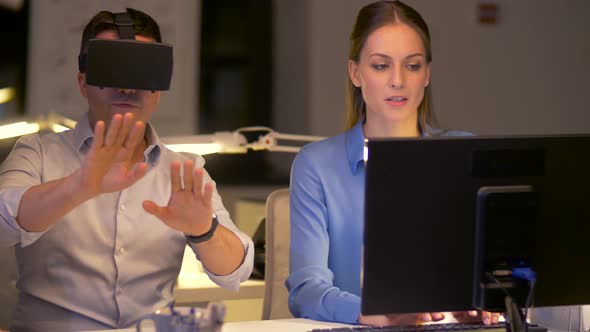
left=0, top=0, right=288, bottom=185
left=2, top=0, right=589, bottom=180
left=0, top=1, right=28, bottom=116
left=197, top=0, right=284, bottom=185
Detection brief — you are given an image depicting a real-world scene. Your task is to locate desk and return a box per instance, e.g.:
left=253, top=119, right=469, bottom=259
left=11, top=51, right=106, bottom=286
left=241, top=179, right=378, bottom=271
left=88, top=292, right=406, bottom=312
left=207, top=319, right=353, bottom=332
left=88, top=318, right=354, bottom=332
left=176, top=246, right=266, bottom=321
left=174, top=273, right=265, bottom=304
left=174, top=272, right=265, bottom=321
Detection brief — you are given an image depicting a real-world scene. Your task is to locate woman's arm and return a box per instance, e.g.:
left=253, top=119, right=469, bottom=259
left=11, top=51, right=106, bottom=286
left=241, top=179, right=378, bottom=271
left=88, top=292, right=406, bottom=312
left=286, top=151, right=361, bottom=324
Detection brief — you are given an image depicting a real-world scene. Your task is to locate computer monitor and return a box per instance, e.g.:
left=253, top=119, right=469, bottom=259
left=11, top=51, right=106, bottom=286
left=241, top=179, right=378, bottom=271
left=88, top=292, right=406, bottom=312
left=361, top=134, right=590, bottom=315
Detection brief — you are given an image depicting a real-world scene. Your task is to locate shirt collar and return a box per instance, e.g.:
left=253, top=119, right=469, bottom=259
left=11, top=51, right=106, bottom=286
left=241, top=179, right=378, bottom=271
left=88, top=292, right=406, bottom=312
left=143, top=123, right=163, bottom=166
left=73, top=113, right=163, bottom=167
left=344, top=119, right=366, bottom=175
left=421, top=123, right=444, bottom=137
left=73, top=112, right=95, bottom=153
left=344, top=119, right=442, bottom=174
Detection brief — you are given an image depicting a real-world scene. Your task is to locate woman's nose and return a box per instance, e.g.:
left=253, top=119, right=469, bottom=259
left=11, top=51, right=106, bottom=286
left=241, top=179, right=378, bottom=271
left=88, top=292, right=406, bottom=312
left=389, top=66, right=404, bottom=88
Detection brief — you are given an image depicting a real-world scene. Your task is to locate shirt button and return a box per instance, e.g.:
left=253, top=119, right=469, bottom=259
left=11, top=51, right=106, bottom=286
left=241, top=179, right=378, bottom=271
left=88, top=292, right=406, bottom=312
left=118, top=247, right=126, bottom=255
left=120, top=204, right=127, bottom=211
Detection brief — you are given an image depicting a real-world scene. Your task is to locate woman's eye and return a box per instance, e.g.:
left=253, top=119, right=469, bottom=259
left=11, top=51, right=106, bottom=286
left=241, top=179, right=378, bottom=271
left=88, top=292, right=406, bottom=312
left=407, top=64, right=422, bottom=71
left=372, top=64, right=389, bottom=71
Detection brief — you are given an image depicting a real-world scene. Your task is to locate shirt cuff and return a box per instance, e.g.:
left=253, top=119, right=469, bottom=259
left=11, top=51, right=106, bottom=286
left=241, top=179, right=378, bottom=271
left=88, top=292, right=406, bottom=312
left=0, top=186, right=48, bottom=247
left=327, top=290, right=361, bottom=324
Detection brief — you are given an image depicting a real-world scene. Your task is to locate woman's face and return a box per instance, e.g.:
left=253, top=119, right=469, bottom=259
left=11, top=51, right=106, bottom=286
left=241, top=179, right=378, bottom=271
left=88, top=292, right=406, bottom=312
left=349, top=23, right=430, bottom=134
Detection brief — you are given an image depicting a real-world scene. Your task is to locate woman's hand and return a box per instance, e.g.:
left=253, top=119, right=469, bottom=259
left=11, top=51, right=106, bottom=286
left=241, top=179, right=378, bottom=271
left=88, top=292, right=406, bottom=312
left=359, top=312, right=445, bottom=327
left=453, top=311, right=501, bottom=325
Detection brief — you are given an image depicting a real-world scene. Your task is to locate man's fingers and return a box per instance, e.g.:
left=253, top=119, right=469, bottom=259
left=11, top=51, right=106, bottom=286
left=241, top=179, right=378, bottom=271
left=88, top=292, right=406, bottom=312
left=124, top=121, right=145, bottom=150
left=183, top=160, right=194, bottom=192
left=203, top=181, right=214, bottom=208
left=171, top=161, right=182, bottom=192
left=115, top=113, right=134, bottom=146
left=132, top=162, right=148, bottom=182
left=114, top=163, right=148, bottom=190
left=193, top=168, right=204, bottom=196
left=467, top=310, right=478, bottom=317
left=91, top=121, right=105, bottom=148
left=105, top=114, right=123, bottom=146
left=92, top=121, right=106, bottom=148
left=142, top=200, right=165, bottom=219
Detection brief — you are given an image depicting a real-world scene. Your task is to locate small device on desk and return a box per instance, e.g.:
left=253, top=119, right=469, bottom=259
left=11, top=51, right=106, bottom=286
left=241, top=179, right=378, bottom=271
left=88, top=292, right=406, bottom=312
left=360, top=134, right=590, bottom=332
left=136, top=302, right=225, bottom=332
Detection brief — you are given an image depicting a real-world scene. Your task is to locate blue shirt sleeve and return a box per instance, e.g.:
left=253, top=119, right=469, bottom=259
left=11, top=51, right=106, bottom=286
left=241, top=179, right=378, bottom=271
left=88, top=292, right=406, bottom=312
left=286, top=149, right=361, bottom=324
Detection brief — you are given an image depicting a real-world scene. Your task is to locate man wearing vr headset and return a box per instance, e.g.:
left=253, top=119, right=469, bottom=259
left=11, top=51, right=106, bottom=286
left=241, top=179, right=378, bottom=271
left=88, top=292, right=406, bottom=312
left=0, top=8, right=254, bottom=331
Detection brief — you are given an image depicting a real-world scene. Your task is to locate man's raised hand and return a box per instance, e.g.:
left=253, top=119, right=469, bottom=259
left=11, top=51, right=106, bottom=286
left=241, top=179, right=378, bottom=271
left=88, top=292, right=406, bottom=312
left=79, top=112, right=147, bottom=197
left=143, top=159, right=215, bottom=235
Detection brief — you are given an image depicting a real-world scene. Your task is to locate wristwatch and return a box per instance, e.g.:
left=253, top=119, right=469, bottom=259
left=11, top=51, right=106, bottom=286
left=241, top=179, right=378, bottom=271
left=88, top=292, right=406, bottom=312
left=186, top=214, right=219, bottom=244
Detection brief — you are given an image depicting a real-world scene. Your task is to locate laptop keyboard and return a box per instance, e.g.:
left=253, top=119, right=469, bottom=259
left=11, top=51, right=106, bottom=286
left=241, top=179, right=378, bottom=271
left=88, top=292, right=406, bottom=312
left=308, top=322, right=545, bottom=332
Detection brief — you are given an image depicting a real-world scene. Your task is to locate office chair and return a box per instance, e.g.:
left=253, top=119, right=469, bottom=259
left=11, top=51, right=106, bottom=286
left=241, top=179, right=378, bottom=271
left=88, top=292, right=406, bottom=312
left=0, top=246, right=18, bottom=329
left=262, top=188, right=293, bottom=320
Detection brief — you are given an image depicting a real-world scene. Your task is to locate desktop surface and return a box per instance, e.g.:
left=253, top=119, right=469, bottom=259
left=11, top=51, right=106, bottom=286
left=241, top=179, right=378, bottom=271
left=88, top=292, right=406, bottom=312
left=86, top=317, right=548, bottom=332
left=86, top=318, right=355, bottom=332
left=174, top=273, right=264, bottom=304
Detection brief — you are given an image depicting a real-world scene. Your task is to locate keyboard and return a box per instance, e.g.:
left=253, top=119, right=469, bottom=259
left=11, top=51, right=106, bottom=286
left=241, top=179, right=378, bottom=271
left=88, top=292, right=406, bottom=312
left=308, top=322, right=547, bottom=332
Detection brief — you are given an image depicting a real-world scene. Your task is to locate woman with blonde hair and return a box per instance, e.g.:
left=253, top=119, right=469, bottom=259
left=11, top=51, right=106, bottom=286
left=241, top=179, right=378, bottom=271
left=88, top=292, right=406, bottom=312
left=287, top=1, right=495, bottom=327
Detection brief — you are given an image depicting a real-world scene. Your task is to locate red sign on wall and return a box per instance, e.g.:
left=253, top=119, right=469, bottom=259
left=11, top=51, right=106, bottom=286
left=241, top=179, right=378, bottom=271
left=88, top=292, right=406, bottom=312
left=479, top=0, right=499, bottom=25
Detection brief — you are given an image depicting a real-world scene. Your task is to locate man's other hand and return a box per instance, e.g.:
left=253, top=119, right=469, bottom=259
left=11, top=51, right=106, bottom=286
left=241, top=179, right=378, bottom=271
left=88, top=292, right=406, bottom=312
left=143, top=159, right=214, bottom=235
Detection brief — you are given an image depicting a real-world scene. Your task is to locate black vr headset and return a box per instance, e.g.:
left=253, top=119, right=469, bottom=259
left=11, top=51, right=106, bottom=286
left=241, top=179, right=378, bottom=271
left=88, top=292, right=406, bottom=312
left=78, top=12, right=173, bottom=91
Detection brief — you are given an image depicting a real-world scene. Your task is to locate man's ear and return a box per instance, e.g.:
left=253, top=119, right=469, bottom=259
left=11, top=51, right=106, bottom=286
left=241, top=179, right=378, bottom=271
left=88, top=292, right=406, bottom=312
left=348, top=60, right=361, bottom=87
left=77, top=72, right=88, bottom=98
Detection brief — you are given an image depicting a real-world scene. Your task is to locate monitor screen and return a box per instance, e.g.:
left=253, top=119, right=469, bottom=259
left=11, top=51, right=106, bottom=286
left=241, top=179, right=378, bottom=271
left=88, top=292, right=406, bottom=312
left=361, top=135, right=590, bottom=315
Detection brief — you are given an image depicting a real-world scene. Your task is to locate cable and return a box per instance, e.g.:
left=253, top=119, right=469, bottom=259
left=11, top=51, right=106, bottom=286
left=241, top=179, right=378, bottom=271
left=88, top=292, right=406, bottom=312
left=513, top=267, right=537, bottom=332
left=522, top=280, right=536, bottom=332
left=512, top=267, right=536, bottom=332
left=485, top=271, right=512, bottom=298
left=485, top=267, right=537, bottom=332
left=485, top=272, right=521, bottom=331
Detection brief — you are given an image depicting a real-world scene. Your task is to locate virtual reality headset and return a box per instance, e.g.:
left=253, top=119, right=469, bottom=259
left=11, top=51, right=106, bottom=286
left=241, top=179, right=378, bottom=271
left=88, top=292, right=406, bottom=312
left=78, top=11, right=173, bottom=91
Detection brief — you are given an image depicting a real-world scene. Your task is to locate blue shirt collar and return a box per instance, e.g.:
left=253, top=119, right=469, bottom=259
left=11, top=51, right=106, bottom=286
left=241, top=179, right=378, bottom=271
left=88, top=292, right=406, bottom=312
left=344, top=120, right=366, bottom=175
left=73, top=113, right=163, bottom=167
left=344, top=119, right=443, bottom=174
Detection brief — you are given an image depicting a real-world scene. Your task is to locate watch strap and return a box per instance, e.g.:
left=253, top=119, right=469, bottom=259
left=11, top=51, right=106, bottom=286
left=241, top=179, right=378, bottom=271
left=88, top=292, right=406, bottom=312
left=186, top=214, right=219, bottom=244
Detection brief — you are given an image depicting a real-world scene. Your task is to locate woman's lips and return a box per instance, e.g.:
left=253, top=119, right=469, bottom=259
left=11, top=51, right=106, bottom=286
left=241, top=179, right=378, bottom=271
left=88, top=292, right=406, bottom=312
left=385, top=96, right=408, bottom=107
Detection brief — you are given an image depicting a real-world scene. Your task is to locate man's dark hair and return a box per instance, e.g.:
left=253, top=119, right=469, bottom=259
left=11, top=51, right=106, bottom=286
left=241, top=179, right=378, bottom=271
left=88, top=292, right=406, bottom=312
left=79, top=7, right=162, bottom=58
